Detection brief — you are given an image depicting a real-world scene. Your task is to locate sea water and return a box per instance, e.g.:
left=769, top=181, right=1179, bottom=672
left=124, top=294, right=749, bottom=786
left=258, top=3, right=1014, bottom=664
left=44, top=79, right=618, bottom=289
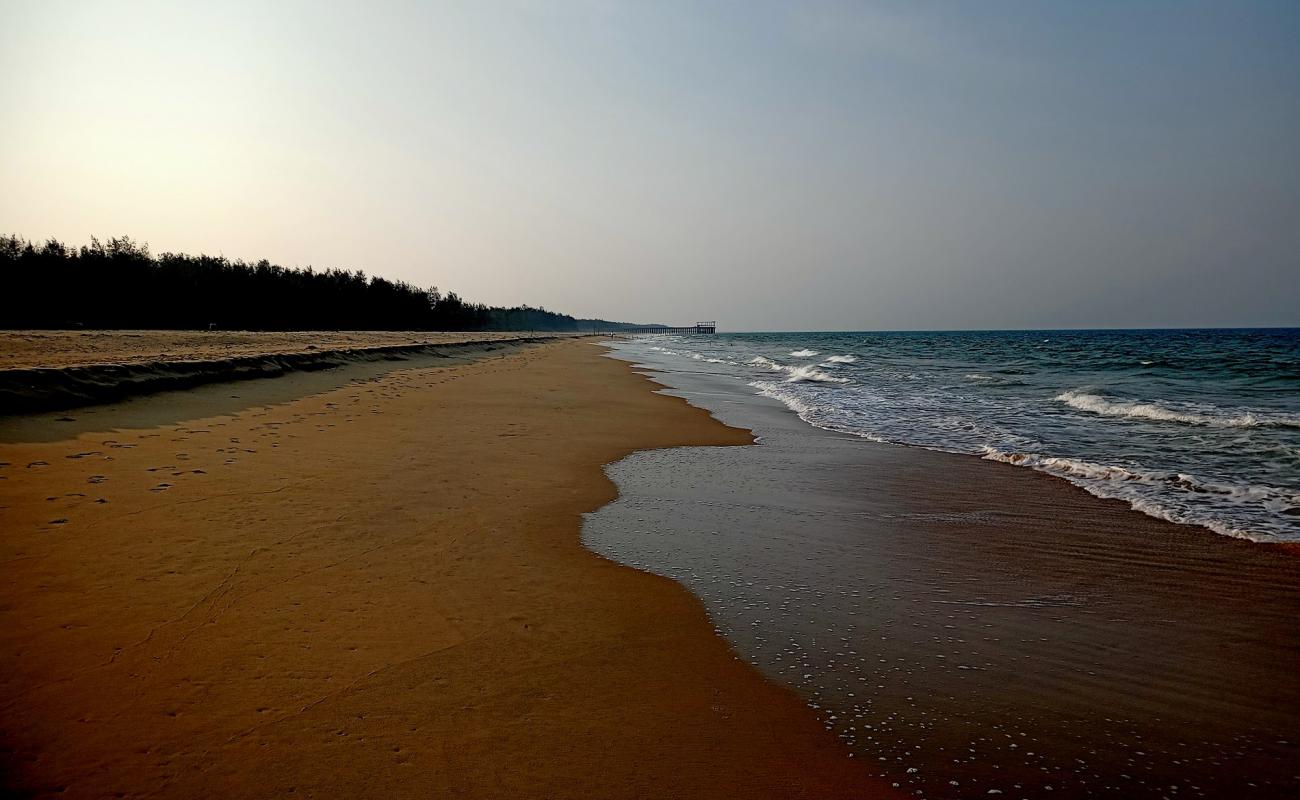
left=620, top=329, right=1299, bottom=543
left=588, top=329, right=1300, bottom=797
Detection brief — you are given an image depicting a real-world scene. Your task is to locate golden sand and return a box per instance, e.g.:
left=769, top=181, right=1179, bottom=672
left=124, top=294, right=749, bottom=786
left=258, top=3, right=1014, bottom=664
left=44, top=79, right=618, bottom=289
left=0, top=340, right=888, bottom=798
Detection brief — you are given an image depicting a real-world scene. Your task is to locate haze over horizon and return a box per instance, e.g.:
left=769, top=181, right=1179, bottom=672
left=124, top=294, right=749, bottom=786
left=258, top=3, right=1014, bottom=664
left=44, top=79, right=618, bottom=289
left=3, top=1, right=1298, bottom=331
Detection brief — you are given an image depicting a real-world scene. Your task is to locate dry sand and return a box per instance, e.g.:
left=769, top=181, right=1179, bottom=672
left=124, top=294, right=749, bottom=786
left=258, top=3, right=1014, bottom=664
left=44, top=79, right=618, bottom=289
left=0, top=340, right=889, bottom=798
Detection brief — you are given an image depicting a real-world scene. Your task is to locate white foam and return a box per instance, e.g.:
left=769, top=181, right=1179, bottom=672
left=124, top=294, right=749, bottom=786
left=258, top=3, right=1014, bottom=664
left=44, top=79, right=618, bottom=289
left=790, top=349, right=820, bottom=357
left=749, top=381, right=822, bottom=417
left=979, top=447, right=1298, bottom=541
left=747, top=356, right=848, bottom=383
left=784, top=365, right=850, bottom=384
left=749, top=381, right=886, bottom=440
left=624, top=336, right=1296, bottom=544
left=1054, top=390, right=1300, bottom=429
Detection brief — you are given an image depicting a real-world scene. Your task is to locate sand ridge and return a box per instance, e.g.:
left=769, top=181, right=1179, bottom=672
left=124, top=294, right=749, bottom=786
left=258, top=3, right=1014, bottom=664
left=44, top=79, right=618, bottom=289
left=0, top=340, right=892, bottom=798
left=0, top=330, right=580, bottom=371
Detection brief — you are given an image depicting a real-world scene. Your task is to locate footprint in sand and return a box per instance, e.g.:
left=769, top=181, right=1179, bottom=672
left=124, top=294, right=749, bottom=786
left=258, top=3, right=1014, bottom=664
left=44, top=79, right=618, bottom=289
left=151, top=483, right=172, bottom=492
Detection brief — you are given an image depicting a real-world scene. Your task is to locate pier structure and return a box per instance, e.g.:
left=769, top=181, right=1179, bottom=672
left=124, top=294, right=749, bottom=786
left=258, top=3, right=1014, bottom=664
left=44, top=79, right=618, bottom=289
left=609, top=321, right=717, bottom=335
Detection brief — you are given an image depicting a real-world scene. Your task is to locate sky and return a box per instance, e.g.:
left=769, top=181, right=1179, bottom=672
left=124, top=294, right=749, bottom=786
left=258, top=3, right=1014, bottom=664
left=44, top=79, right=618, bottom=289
left=2, top=1, right=1298, bottom=331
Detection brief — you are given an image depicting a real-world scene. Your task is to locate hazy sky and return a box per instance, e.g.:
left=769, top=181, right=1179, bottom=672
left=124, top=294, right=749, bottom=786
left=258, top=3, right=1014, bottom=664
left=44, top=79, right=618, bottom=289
left=3, top=1, right=1298, bottom=330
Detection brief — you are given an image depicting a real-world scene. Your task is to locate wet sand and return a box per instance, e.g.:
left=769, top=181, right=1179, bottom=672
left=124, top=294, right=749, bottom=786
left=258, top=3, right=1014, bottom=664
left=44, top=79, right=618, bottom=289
left=586, top=348, right=1300, bottom=799
left=0, top=340, right=888, bottom=799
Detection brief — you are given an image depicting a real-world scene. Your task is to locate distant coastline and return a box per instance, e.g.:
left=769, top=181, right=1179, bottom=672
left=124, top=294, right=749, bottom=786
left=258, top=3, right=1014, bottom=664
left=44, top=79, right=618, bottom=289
left=0, top=234, right=653, bottom=333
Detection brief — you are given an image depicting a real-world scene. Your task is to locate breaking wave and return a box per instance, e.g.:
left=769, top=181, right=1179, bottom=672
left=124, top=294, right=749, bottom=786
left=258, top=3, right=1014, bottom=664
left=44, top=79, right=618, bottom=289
left=1055, top=390, right=1300, bottom=429
left=747, top=356, right=847, bottom=383
left=784, top=364, right=849, bottom=383
left=979, top=447, right=1300, bottom=541
left=616, top=329, right=1300, bottom=543
left=749, top=381, right=888, bottom=440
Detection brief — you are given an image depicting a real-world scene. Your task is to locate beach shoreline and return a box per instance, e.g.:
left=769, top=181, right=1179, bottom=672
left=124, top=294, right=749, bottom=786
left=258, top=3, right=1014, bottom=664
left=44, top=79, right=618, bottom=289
left=630, top=330, right=1300, bottom=547
left=587, top=342, right=1300, bottom=799
left=0, top=338, right=889, bottom=799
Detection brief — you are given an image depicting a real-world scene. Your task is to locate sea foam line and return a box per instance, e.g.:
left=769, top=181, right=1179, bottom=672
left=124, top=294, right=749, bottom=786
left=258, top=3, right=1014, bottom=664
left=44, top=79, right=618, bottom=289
left=750, top=376, right=1295, bottom=542
left=979, top=447, right=1299, bottom=541
left=749, top=381, right=889, bottom=441
left=748, top=356, right=848, bottom=383
left=1055, top=390, right=1300, bottom=429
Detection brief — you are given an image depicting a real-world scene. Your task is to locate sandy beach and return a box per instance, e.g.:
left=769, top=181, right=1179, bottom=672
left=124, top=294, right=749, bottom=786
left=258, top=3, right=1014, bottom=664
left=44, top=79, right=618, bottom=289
left=7, top=3, right=1295, bottom=795
left=0, top=338, right=887, bottom=798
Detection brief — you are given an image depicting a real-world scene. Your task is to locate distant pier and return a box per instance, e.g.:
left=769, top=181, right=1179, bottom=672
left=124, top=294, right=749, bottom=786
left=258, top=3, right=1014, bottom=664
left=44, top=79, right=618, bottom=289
left=610, top=321, right=717, bottom=336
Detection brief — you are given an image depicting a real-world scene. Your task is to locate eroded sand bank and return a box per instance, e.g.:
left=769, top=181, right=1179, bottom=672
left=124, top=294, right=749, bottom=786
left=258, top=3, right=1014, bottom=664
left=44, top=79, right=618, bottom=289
left=0, top=340, right=888, bottom=798
left=0, top=331, right=581, bottom=414
left=0, top=330, right=571, bottom=371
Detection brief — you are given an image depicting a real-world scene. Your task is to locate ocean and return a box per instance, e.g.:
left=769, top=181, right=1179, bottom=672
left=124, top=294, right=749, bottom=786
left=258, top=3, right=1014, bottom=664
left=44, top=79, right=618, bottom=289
left=623, top=328, right=1299, bottom=543
left=585, top=329, right=1300, bottom=797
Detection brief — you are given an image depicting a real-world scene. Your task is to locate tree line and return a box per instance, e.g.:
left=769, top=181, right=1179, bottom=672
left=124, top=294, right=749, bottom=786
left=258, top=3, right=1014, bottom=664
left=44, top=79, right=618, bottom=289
left=0, top=235, right=650, bottom=332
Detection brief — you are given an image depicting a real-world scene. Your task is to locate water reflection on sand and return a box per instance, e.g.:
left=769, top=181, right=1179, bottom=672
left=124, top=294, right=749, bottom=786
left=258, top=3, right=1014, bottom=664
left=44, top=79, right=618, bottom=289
left=584, top=346, right=1300, bottom=799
